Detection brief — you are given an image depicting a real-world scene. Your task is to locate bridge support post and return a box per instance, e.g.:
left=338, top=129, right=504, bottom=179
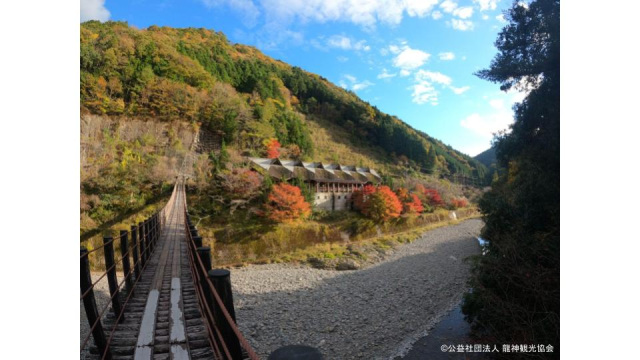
left=81, top=247, right=111, bottom=360
left=103, top=236, right=124, bottom=320
left=189, top=224, right=198, bottom=238
left=196, top=247, right=212, bottom=285
left=131, top=225, right=141, bottom=280
left=139, top=222, right=147, bottom=268
left=193, top=236, right=202, bottom=250
left=145, top=219, right=152, bottom=255
left=119, top=230, right=133, bottom=294
left=152, top=215, right=158, bottom=246
left=209, top=269, right=242, bottom=360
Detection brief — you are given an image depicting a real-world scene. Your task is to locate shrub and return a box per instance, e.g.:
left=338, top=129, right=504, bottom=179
left=416, top=184, right=444, bottom=208
left=264, top=183, right=311, bottom=222
left=358, top=185, right=402, bottom=222
left=450, top=197, right=468, bottom=209
left=403, top=194, right=424, bottom=214
left=352, top=184, right=376, bottom=211
left=221, top=168, right=263, bottom=200
left=264, top=138, right=281, bottom=159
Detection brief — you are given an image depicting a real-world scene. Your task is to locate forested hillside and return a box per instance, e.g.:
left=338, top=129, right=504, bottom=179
left=80, top=21, right=488, bottom=182
left=473, top=147, right=496, bottom=168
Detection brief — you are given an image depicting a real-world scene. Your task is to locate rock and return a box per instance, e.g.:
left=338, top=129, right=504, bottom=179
left=336, top=258, right=361, bottom=271
left=307, top=257, right=326, bottom=269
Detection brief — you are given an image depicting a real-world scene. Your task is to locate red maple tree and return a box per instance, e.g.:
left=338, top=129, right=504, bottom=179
left=264, top=138, right=281, bottom=159
left=353, top=185, right=402, bottom=222
left=403, top=194, right=424, bottom=214
left=450, top=197, right=469, bottom=209
left=415, top=185, right=444, bottom=208
left=264, top=183, right=311, bottom=222
left=353, top=184, right=377, bottom=211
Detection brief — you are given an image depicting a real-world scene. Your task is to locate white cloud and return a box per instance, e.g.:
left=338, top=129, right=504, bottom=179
left=496, top=14, right=506, bottom=23
left=353, top=80, right=374, bottom=91
left=326, top=35, right=370, bottom=51
left=399, top=69, right=412, bottom=77
left=489, top=99, right=505, bottom=109
left=206, top=0, right=443, bottom=30
left=439, top=52, right=455, bottom=61
left=453, top=6, right=474, bottom=19
left=377, top=69, right=397, bottom=79
left=81, top=0, right=110, bottom=22
left=431, top=10, right=443, bottom=20
left=450, top=19, right=474, bottom=31
left=416, top=70, right=452, bottom=85
left=411, top=70, right=470, bottom=104
left=461, top=112, right=513, bottom=138
left=451, top=86, right=470, bottom=94
left=202, top=0, right=261, bottom=27
left=473, top=0, right=499, bottom=11
left=411, top=82, right=439, bottom=105
left=440, top=0, right=458, bottom=13
left=342, top=74, right=374, bottom=91
left=337, top=56, right=349, bottom=62
left=405, top=0, right=440, bottom=17
left=482, top=14, right=489, bottom=20
left=392, top=46, right=431, bottom=70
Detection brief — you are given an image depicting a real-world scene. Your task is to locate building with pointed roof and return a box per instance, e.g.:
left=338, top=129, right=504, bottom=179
left=248, top=157, right=382, bottom=211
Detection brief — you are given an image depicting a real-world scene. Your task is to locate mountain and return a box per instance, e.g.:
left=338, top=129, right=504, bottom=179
left=474, top=147, right=496, bottom=168
left=80, top=21, right=488, bottom=183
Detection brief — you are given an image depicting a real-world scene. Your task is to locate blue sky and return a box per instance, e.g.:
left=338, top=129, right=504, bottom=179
left=81, top=0, right=526, bottom=156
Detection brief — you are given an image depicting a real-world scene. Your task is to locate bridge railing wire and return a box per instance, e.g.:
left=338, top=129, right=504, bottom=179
left=80, top=183, right=179, bottom=359
left=181, top=182, right=260, bottom=360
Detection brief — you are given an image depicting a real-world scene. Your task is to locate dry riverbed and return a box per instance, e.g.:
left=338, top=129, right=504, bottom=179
left=231, top=218, right=484, bottom=359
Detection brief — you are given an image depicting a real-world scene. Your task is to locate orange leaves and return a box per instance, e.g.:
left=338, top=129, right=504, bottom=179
left=353, top=185, right=402, bottom=222
left=450, top=197, right=468, bottom=209
left=415, top=185, right=444, bottom=207
left=403, top=194, right=424, bottom=214
left=264, top=138, right=281, bottom=159
left=264, top=183, right=311, bottom=222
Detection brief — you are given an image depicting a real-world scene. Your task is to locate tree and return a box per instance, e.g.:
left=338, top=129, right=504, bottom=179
left=221, top=168, right=263, bottom=200
left=364, top=186, right=402, bottom=222
left=403, top=194, right=424, bottom=214
left=352, top=184, right=376, bottom=211
left=449, top=197, right=468, bottom=209
left=264, top=183, right=311, bottom=222
left=264, top=138, right=281, bottom=159
left=353, top=185, right=402, bottom=222
left=416, top=185, right=444, bottom=208
left=462, top=0, right=560, bottom=351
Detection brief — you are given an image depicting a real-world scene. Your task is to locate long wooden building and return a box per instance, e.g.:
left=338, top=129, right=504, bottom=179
left=249, top=157, right=382, bottom=211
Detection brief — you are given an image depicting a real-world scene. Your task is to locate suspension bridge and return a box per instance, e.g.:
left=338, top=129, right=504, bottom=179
left=81, top=179, right=261, bottom=360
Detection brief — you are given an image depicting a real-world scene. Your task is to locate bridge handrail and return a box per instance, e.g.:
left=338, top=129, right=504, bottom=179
left=80, top=183, right=178, bottom=359
left=181, top=181, right=260, bottom=360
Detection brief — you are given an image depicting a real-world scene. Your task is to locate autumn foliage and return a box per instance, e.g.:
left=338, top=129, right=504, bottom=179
left=264, top=183, right=311, bottom=222
left=353, top=184, right=377, bottom=211
left=353, top=185, right=402, bottom=222
left=221, top=168, right=263, bottom=200
left=264, top=138, right=281, bottom=159
left=403, top=194, right=424, bottom=214
left=415, top=184, right=444, bottom=207
left=395, top=187, right=423, bottom=215
left=450, top=197, right=468, bottom=209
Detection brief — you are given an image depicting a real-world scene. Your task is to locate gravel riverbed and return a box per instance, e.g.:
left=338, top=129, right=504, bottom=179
left=231, top=218, right=484, bottom=360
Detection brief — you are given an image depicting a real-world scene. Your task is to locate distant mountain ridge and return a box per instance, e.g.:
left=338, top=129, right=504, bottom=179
left=474, top=147, right=497, bottom=168
left=80, top=21, right=489, bottom=184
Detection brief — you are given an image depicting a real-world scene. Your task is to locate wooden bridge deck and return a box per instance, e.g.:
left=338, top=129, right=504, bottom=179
left=89, top=185, right=215, bottom=359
